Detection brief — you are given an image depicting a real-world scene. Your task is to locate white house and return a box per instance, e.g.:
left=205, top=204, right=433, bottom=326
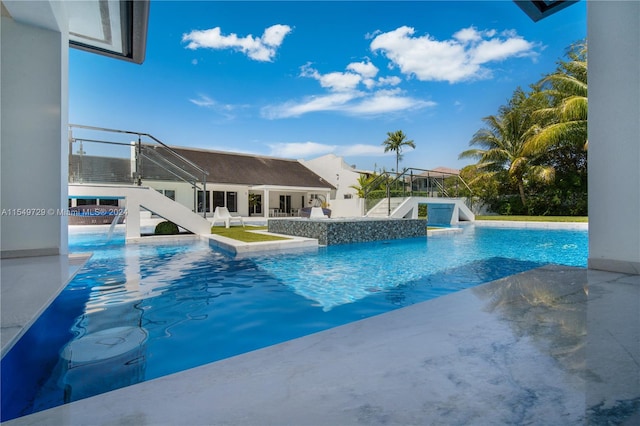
left=301, top=154, right=368, bottom=217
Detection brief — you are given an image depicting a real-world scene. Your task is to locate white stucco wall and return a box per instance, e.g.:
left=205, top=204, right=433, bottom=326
left=587, top=1, right=640, bottom=274
left=302, top=155, right=360, bottom=199
left=302, top=154, right=363, bottom=217
left=143, top=181, right=251, bottom=216
left=1, top=14, right=69, bottom=257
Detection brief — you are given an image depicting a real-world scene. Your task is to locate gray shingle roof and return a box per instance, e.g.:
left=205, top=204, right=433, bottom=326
left=70, top=148, right=335, bottom=190
left=172, top=147, right=334, bottom=189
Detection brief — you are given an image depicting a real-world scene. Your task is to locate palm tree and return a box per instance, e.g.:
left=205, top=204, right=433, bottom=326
left=526, top=42, right=588, bottom=154
left=350, top=173, right=377, bottom=198
left=382, top=130, right=415, bottom=174
left=459, top=88, right=554, bottom=207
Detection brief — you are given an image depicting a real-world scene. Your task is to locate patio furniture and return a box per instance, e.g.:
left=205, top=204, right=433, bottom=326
left=211, top=206, right=244, bottom=228
left=309, top=207, right=329, bottom=218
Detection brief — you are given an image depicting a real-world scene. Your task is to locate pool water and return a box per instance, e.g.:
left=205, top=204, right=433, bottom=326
left=1, top=225, right=588, bottom=421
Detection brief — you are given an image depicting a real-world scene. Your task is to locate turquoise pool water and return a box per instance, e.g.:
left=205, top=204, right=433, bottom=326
left=1, top=225, right=588, bottom=421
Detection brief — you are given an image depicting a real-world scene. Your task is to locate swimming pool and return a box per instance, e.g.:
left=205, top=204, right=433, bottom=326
left=1, top=225, right=588, bottom=421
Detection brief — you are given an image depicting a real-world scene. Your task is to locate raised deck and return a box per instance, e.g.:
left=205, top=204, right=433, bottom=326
left=268, top=217, right=428, bottom=245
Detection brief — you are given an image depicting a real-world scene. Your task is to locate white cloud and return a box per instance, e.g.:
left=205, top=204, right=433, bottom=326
left=182, top=24, right=292, bottom=62
left=262, top=92, right=362, bottom=119
left=343, top=89, right=436, bottom=116
left=453, top=27, right=482, bottom=43
left=189, top=94, right=216, bottom=108
left=261, top=24, right=292, bottom=47
left=268, top=141, right=336, bottom=158
left=267, top=141, right=387, bottom=159
left=300, top=63, right=362, bottom=92
left=346, top=60, right=379, bottom=78
left=340, top=144, right=387, bottom=157
left=263, top=61, right=432, bottom=119
left=262, top=88, right=433, bottom=119
left=370, top=25, right=537, bottom=83
left=470, top=37, right=535, bottom=64
left=377, top=76, right=402, bottom=86
left=189, top=94, right=238, bottom=119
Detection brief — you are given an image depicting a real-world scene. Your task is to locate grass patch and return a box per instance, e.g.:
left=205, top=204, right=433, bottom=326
left=476, top=215, right=588, bottom=222
left=210, top=225, right=290, bottom=242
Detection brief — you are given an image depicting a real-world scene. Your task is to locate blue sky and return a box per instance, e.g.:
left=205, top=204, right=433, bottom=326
left=69, top=1, right=586, bottom=172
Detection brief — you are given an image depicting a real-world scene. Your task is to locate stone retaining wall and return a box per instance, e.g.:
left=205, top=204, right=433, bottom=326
left=268, top=218, right=428, bottom=245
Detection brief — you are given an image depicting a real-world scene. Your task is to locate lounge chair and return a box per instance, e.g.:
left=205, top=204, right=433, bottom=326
left=309, top=207, right=329, bottom=219
left=211, top=206, right=244, bottom=228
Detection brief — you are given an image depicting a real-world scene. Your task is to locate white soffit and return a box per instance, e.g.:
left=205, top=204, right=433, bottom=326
left=2, top=0, right=149, bottom=64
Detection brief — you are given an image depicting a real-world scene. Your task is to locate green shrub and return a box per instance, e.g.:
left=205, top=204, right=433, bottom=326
left=154, top=221, right=179, bottom=235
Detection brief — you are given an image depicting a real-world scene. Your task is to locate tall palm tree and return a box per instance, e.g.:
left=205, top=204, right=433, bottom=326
left=459, top=88, right=554, bottom=207
left=382, top=130, right=415, bottom=174
left=526, top=42, right=588, bottom=154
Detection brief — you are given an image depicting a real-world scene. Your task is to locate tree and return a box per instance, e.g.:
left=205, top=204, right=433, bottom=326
left=526, top=41, right=588, bottom=154
left=382, top=130, right=415, bottom=174
left=459, top=88, right=554, bottom=208
left=350, top=173, right=378, bottom=198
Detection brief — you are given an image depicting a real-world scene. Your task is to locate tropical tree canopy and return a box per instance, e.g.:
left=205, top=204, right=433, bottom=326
left=382, top=130, right=415, bottom=174
left=459, top=87, right=554, bottom=207
left=526, top=41, right=588, bottom=154
left=459, top=40, right=588, bottom=216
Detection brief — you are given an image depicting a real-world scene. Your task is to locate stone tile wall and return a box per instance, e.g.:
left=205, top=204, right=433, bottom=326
left=268, top=218, right=428, bottom=245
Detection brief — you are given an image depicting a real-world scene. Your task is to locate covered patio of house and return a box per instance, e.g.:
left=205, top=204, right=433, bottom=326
left=249, top=185, right=332, bottom=218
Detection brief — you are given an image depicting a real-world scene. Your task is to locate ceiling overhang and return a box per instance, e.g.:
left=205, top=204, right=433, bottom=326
left=2, top=0, right=149, bottom=64
left=68, top=0, right=149, bottom=64
left=514, top=0, right=579, bottom=22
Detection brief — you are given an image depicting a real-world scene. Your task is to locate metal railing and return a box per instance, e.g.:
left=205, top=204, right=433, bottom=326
left=68, top=124, right=209, bottom=216
left=362, top=168, right=474, bottom=215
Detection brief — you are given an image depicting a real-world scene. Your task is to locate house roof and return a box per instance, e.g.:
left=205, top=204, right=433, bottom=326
left=417, top=167, right=460, bottom=178
left=171, top=147, right=335, bottom=190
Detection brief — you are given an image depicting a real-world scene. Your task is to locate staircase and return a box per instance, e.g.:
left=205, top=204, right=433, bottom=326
left=68, top=125, right=211, bottom=239
left=69, top=184, right=211, bottom=238
left=366, top=197, right=406, bottom=218
left=366, top=196, right=475, bottom=225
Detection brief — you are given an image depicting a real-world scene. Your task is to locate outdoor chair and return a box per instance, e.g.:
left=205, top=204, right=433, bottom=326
left=211, top=206, right=244, bottom=228
left=309, top=207, right=329, bottom=219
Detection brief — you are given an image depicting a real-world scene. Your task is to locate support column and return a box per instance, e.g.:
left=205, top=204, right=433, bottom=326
left=263, top=189, right=270, bottom=218
left=1, top=13, right=69, bottom=258
left=587, top=1, right=640, bottom=274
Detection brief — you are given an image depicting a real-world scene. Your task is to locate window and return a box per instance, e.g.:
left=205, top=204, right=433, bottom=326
left=343, top=194, right=352, bottom=199
left=197, top=190, right=211, bottom=213
left=279, top=195, right=291, bottom=213
left=157, top=189, right=176, bottom=201
left=249, top=194, right=262, bottom=215
left=76, top=198, right=97, bottom=206
left=213, top=191, right=225, bottom=209
left=226, top=192, right=238, bottom=212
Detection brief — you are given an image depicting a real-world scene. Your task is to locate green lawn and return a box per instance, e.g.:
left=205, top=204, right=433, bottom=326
left=475, top=215, right=588, bottom=222
left=210, top=225, right=291, bottom=242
